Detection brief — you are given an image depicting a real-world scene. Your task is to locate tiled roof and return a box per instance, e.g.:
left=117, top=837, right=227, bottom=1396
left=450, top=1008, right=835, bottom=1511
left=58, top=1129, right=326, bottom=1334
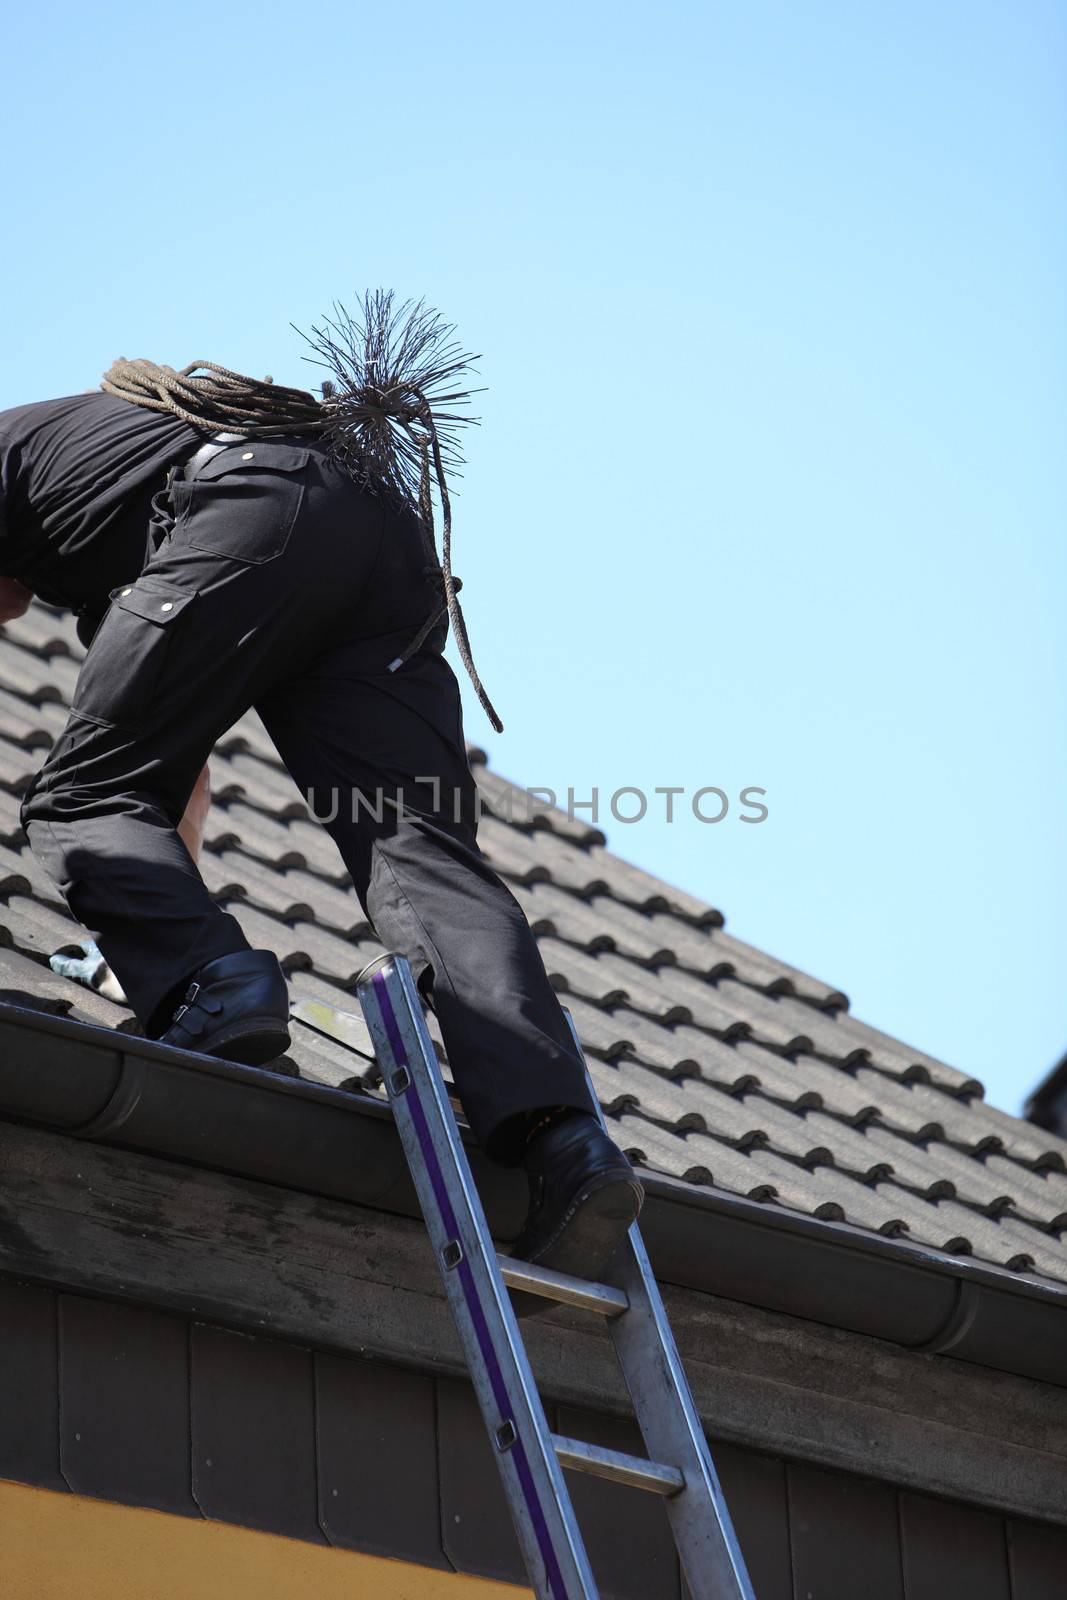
left=3, top=604, right=1067, bottom=1289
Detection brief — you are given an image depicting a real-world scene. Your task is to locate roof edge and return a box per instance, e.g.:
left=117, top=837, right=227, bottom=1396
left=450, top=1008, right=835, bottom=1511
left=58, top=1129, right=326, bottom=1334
left=1, top=1000, right=1064, bottom=1388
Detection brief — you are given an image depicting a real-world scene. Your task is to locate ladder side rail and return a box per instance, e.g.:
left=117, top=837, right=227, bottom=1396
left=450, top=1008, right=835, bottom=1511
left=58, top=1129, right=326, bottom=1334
left=609, top=1229, right=757, bottom=1600
left=357, top=955, right=601, bottom=1600
left=561, top=1010, right=758, bottom=1600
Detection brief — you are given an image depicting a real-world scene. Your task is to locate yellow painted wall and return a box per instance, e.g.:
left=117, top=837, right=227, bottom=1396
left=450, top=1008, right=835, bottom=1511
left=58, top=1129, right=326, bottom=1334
left=0, top=1478, right=532, bottom=1600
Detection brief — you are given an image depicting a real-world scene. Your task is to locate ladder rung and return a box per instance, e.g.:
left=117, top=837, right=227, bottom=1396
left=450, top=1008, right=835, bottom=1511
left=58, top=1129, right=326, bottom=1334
left=496, top=1253, right=630, bottom=1317
left=552, top=1434, right=685, bottom=1497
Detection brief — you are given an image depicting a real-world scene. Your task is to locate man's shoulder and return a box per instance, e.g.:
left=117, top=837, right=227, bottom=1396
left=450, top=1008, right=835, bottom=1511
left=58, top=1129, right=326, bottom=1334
left=0, top=390, right=106, bottom=437
left=1, top=390, right=196, bottom=460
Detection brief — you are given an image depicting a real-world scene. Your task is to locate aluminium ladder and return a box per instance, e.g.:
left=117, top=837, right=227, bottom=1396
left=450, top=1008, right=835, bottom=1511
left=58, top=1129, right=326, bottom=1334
left=303, top=951, right=756, bottom=1600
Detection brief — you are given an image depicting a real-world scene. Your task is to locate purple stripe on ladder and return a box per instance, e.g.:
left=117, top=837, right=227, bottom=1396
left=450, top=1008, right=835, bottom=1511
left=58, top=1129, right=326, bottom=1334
left=372, top=969, right=571, bottom=1600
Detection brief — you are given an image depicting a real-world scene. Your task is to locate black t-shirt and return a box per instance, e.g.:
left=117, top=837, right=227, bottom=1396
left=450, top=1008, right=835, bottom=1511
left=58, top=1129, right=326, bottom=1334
left=0, top=391, right=205, bottom=623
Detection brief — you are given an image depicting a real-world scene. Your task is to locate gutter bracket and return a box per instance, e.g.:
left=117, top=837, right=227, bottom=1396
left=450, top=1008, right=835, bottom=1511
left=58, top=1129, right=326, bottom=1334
left=68, top=1056, right=149, bottom=1139
left=906, top=1277, right=981, bottom=1356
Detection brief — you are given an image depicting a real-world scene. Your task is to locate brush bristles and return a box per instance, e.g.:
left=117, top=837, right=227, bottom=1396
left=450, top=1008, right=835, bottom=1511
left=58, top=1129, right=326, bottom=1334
left=292, top=289, right=483, bottom=508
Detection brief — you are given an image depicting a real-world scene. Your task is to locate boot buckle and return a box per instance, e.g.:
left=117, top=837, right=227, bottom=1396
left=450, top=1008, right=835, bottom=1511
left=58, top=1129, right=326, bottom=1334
left=171, top=980, right=201, bottom=1026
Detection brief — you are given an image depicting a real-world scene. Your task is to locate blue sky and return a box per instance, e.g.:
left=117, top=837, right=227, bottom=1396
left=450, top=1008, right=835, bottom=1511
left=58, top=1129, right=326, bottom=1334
left=2, top=2, right=1063, bottom=1113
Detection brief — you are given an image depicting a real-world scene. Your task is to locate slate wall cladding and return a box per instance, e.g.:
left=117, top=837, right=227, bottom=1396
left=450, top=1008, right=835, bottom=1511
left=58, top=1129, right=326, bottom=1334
left=59, top=1296, right=197, bottom=1516
left=898, top=1492, right=1013, bottom=1600
left=1, top=603, right=1066, bottom=1289
left=1, top=1276, right=1065, bottom=1600
left=190, top=1323, right=325, bottom=1543
left=0, top=1276, right=63, bottom=1491
left=315, top=1352, right=446, bottom=1568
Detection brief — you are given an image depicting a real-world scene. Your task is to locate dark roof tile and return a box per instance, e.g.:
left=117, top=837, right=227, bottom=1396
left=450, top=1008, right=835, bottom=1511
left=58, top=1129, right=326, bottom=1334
left=663, top=973, right=817, bottom=1053
left=854, top=1121, right=1000, bottom=1205
left=512, top=879, right=671, bottom=963
left=478, top=817, right=598, bottom=891
left=0, top=788, right=28, bottom=846
left=612, top=1110, right=896, bottom=1224
left=286, top=968, right=374, bottom=1043
left=808, top=1010, right=984, bottom=1096
left=0, top=734, right=42, bottom=792
left=270, top=866, right=368, bottom=937
left=282, top=1030, right=374, bottom=1091
left=736, top=1046, right=884, bottom=1121
left=215, top=710, right=286, bottom=768
left=473, top=765, right=606, bottom=847
left=554, top=992, right=638, bottom=1060
left=210, top=749, right=314, bottom=820
left=648, top=916, right=849, bottom=1010
left=584, top=846, right=725, bottom=925
left=983, top=1153, right=1067, bottom=1218
left=0, top=608, right=79, bottom=659
left=758, top=1100, right=875, bottom=1175
left=611, top=1018, right=756, bottom=1088
left=2, top=893, right=89, bottom=963
left=0, top=686, right=67, bottom=748
left=852, top=1067, right=1067, bottom=1167
left=0, top=840, right=62, bottom=904
left=199, top=853, right=314, bottom=925
left=539, top=937, right=678, bottom=1018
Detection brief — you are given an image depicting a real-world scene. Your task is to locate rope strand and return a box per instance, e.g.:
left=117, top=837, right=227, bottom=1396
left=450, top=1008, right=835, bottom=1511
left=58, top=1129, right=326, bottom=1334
left=422, top=403, right=503, bottom=732
left=101, top=359, right=324, bottom=435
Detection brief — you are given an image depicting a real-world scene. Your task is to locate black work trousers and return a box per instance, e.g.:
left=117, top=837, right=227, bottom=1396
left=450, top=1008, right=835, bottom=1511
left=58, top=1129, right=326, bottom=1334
left=19, top=437, right=596, bottom=1163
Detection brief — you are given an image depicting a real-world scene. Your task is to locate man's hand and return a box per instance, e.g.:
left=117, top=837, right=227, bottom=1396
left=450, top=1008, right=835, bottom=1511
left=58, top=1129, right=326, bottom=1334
left=0, top=577, right=33, bottom=624
left=177, top=762, right=212, bottom=863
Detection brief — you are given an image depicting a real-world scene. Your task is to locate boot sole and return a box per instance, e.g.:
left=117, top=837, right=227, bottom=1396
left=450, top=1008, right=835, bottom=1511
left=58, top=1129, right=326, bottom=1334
left=509, top=1171, right=644, bottom=1320
left=197, top=1018, right=292, bottom=1067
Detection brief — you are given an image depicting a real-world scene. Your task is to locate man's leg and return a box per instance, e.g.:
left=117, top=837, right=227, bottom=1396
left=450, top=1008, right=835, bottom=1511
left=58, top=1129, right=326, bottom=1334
left=256, top=625, right=643, bottom=1294
left=46, top=761, right=212, bottom=1008
left=256, top=627, right=600, bottom=1165
left=21, top=706, right=250, bottom=1037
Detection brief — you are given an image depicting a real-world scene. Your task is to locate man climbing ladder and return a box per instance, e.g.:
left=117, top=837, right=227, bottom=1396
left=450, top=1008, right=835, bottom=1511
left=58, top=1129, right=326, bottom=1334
left=0, top=292, right=642, bottom=1283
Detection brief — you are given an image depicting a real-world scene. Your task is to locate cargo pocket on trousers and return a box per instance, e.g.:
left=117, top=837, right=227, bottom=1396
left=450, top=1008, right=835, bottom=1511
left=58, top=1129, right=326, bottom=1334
left=70, top=576, right=195, bottom=731
left=179, top=442, right=311, bottom=564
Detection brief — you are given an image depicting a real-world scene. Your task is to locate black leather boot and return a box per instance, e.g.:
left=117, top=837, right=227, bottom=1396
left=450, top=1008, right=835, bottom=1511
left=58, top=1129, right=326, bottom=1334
left=508, top=1110, right=643, bottom=1317
left=156, top=949, right=291, bottom=1066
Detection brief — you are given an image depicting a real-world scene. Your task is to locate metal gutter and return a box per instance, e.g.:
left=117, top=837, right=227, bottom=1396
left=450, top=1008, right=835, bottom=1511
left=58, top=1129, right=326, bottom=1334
left=1, top=1000, right=1064, bottom=1387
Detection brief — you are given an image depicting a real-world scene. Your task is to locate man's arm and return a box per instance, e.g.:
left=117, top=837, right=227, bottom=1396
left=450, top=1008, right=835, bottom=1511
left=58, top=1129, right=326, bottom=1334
left=0, top=577, right=33, bottom=624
